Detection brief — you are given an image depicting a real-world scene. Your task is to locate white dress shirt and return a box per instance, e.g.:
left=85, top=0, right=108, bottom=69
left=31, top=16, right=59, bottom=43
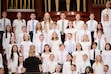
left=95, top=36, right=106, bottom=51
left=86, top=20, right=98, bottom=32
left=80, top=60, right=91, bottom=73
left=47, top=60, right=58, bottom=73
left=101, top=8, right=111, bottom=21
left=57, top=50, right=68, bottom=64
left=64, top=40, right=76, bottom=53
left=27, top=19, right=38, bottom=33
left=0, top=18, right=11, bottom=31
left=57, top=19, right=69, bottom=32
left=34, top=40, right=47, bottom=54
left=89, top=49, right=100, bottom=60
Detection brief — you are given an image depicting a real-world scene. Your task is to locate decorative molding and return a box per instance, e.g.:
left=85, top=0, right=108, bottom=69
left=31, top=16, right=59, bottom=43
left=7, top=9, right=35, bottom=12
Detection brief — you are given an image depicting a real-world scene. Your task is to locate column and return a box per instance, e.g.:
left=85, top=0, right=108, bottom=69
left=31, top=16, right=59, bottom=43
left=55, top=0, right=59, bottom=11
left=66, top=0, right=70, bottom=11
left=76, top=0, right=80, bottom=11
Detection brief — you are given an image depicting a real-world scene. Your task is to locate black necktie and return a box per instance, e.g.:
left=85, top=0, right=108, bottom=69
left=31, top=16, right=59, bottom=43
left=94, top=50, right=95, bottom=60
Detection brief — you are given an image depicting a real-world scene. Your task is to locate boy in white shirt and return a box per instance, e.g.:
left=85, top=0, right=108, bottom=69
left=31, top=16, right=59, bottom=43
left=86, top=13, right=97, bottom=42
left=27, top=13, right=38, bottom=41
left=57, top=12, right=69, bottom=43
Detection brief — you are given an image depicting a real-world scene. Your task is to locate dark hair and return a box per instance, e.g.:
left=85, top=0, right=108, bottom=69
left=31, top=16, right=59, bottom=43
left=10, top=45, right=20, bottom=61
left=91, top=42, right=97, bottom=49
left=5, top=25, right=12, bottom=38
left=105, top=43, right=111, bottom=50
left=85, top=66, right=91, bottom=74
left=104, top=65, right=109, bottom=69
left=67, top=21, right=74, bottom=29
left=18, top=56, right=24, bottom=66
left=59, top=43, right=65, bottom=47
left=76, top=43, right=83, bottom=51
left=43, top=44, right=51, bottom=52
left=97, top=22, right=104, bottom=34
left=67, top=53, right=73, bottom=65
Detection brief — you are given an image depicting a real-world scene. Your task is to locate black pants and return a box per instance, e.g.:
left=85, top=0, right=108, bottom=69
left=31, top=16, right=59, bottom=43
left=61, top=33, right=65, bottom=43
left=91, top=31, right=94, bottom=43
left=0, top=31, right=4, bottom=48
left=29, top=31, right=33, bottom=42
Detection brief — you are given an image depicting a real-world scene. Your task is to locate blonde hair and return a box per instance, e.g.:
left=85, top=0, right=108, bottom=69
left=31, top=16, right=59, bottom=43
left=95, top=55, right=104, bottom=65
left=51, top=32, right=59, bottom=40
left=23, top=33, right=30, bottom=41
left=28, top=45, right=36, bottom=57
left=43, top=12, right=52, bottom=33
left=82, top=34, right=89, bottom=42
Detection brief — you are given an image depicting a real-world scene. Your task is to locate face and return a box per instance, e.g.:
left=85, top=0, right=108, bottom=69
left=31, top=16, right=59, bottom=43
left=30, top=14, right=36, bottom=20
left=6, top=25, right=11, bottom=32
left=97, top=24, right=102, bottom=29
left=71, top=65, right=76, bottom=71
left=76, top=43, right=82, bottom=50
left=83, top=55, right=87, bottom=61
left=90, top=14, right=94, bottom=20
left=2, top=12, right=7, bottom=18
left=39, top=36, right=44, bottom=41
left=44, top=45, right=50, bottom=52
left=106, top=2, right=111, bottom=8
left=83, top=24, right=87, bottom=30
left=37, top=22, right=41, bottom=29
left=52, top=23, right=56, bottom=29
left=0, top=69, right=4, bottom=74
left=17, top=12, right=22, bottom=19
left=60, top=13, right=66, bottom=19
left=103, top=14, right=109, bottom=21
left=83, top=35, right=87, bottom=40
left=68, top=21, right=73, bottom=27
left=67, top=34, right=72, bottom=40
left=44, top=13, right=50, bottom=20
left=52, top=32, right=57, bottom=38
left=24, top=34, right=29, bottom=41
left=75, top=14, right=80, bottom=20
left=104, top=66, right=109, bottom=72
left=19, top=56, right=24, bottom=63
left=96, top=55, right=101, bottom=61
left=92, top=44, right=97, bottom=49
left=67, top=54, right=72, bottom=61
left=13, top=45, right=18, bottom=52
left=86, top=67, right=90, bottom=73
left=50, top=54, right=55, bottom=61
left=105, top=44, right=110, bottom=50
left=60, top=45, right=65, bottom=50
left=55, top=66, right=61, bottom=73
left=10, top=37, right=15, bottom=43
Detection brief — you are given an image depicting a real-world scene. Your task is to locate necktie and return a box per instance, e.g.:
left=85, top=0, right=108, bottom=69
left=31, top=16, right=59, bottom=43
left=62, top=20, right=64, bottom=35
left=90, top=20, right=92, bottom=31
left=98, top=40, right=101, bottom=50
left=41, top=42, right=42, bottom=53
left=32, top=20, right=34, bottom=32
left=69, top=40, right=72, bottom=54
left=4, top=18, right=6, bottom=32
left=94, top=50, right=95, bottom=60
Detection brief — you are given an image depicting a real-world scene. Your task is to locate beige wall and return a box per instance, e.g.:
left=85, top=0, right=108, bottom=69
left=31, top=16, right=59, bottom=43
left=0, top=0, right=1, bottom=18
